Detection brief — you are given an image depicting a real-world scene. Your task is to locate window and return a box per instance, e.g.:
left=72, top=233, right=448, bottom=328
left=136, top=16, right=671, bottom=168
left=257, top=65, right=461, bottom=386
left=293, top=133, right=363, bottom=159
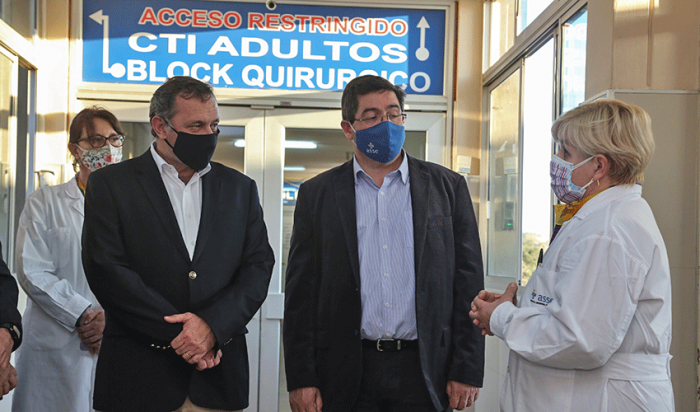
left=561, top=8, right=588, bottom=113
left=487, top=0, right=517, bottom=67
left=486, top=69, right=521, bottom=279
left=0, top=0, right=36, bottom=40
left=483, top=4, right=588, bottom=286
left=518, top=0, right=554, bottom=34
left=521, top=39, right=554, bottom=285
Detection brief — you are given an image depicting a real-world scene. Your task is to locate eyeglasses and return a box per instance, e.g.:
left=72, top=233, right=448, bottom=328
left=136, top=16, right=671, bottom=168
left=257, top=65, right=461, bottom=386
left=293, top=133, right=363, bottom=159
left=352, top=112, right=407, bottom=127
left=77, top=134, right=125, bottom=148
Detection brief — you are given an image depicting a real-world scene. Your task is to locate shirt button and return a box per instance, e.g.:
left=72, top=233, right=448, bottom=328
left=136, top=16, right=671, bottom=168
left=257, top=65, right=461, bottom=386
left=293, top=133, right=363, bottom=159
left=188, top=271, right=197, bottom=280
left=383, top=273, right=389, bottom=277
left=382, top=245, right=387, bottom=249
left=385, top=332, right=391, bottom=337
left=381, top=217, right=386, bottom=221
left=385, top=302, right=390, bottom=307
left=380, top=191, right=385, bottom=195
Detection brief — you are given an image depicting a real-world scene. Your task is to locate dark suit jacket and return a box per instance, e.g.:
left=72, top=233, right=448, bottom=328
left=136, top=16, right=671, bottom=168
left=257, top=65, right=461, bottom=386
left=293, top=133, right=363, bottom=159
left=82, top=150, right=274, bottom=412
left=0, top=242, right=22, bottom=351
left=283, top=156, right=484, bottom=411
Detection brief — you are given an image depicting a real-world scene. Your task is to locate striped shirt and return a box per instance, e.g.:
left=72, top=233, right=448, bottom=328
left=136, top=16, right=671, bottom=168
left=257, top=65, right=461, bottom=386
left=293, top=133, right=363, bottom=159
left=354, top=152, right=417, bottom=340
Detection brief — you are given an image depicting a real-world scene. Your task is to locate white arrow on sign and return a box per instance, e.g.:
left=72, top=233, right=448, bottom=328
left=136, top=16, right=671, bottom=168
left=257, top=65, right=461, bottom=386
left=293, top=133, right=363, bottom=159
left=89, top=10, right=126, bottom=78
left=415, top=17, right=430, bottom=61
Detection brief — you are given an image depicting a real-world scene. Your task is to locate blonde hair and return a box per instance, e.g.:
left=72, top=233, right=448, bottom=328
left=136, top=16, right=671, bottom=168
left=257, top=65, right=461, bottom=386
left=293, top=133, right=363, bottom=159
left=551, top=99, right=654, bottom=185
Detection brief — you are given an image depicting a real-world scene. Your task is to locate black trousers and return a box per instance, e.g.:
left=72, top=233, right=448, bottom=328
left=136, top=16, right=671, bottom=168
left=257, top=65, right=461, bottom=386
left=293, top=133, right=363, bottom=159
left=352, top=345, right=442, bottom=412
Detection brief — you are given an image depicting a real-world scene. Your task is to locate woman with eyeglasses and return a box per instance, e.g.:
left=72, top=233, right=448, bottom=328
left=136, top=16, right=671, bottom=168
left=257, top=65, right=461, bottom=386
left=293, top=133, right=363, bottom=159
left=12, top=106, right=124, bottom=412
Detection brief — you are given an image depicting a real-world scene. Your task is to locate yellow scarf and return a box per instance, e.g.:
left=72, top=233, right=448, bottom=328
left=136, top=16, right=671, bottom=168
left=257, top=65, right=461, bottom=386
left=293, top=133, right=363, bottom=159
left=551, top=189, right=607, bottom=243
left=77, top=176, right=86, bottom=195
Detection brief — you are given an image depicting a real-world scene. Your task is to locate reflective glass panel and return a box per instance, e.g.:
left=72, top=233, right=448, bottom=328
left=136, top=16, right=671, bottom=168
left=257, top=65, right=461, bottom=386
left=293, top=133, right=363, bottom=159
left=0, top=0, right=35, bottom=40
left=0, top=53, right=10, bottom=259
left=517, top=0, right=554, bottom=34
left=487, top=70, right=521, bottom=278
left=487, top=0, right=517, bottom=67
left=521, top=39, right=554, bottom=285
left=561, top=7, right=588, bottom=114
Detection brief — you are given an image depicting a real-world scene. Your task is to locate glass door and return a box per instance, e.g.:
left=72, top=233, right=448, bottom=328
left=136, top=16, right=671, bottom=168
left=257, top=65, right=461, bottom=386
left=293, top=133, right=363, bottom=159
left=0, top=46, right=18, bottom=266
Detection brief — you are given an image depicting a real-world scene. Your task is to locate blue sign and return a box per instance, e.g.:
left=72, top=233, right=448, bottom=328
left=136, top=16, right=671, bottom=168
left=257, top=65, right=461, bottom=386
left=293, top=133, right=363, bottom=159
left=82, top=1, right=446, bottom=94
left=283, top=182, right=300, bottom=206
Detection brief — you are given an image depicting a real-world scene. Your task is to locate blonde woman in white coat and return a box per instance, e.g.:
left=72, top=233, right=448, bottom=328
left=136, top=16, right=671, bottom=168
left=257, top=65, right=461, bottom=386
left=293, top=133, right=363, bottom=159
left=470, top=99, right=673, bottom=412
left=12, top=107, right=124, bottom=412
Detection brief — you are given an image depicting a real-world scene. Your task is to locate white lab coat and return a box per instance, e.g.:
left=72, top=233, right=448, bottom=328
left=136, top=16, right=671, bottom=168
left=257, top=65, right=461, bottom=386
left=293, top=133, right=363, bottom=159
left=12, top=178, right=99, bottom=412
left=491, top=184, right=674, bottom=412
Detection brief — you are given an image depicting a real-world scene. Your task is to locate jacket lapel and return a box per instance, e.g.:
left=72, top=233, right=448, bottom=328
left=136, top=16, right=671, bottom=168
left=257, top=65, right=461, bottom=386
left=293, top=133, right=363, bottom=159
left=408, top=157, right=430, bottom=281
left=333, top=161, right=361, bottom=288
left=191, top=167, right=220, bottom=265
left=134, top=150, right=191, bottom=263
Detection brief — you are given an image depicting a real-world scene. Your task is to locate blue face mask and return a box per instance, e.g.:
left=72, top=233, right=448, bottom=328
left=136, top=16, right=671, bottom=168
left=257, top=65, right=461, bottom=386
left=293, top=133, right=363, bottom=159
left=351, top=120, right=406, bottom=163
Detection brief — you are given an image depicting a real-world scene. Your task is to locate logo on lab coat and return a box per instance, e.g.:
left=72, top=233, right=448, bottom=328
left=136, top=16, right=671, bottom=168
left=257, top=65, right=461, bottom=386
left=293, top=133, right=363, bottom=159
left=530, top=289, right=553, bottom=306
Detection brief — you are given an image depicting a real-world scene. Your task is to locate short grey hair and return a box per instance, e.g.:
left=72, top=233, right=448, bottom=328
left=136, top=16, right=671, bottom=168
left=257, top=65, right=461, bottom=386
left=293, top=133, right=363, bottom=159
left=149, top=76, right=216, bottom=137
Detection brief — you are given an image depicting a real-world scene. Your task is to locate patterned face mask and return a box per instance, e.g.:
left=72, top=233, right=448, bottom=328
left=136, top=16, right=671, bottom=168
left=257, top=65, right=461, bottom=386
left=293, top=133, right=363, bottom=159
left=77, top=144, right=122, bottom=171
left=550, top=154, right=595, bottom=203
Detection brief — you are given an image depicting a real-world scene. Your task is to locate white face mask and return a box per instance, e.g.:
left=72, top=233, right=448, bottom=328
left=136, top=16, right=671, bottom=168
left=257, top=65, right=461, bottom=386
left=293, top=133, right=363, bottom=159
left=549, top=154, right=595, bottom=203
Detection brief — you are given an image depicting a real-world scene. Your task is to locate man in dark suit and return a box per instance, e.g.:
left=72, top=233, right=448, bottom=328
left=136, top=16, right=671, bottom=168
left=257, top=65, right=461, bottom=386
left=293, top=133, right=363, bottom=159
left=283, top=75, right=484, bottom=412
left=0, top=243, right=21, bottom=399
left=82, top=76, right=274, bottom=412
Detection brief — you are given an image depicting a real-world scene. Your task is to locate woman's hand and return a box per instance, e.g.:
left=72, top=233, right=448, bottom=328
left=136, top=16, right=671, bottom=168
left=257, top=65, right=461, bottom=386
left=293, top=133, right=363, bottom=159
left=469, top=282, right=518, bottom=336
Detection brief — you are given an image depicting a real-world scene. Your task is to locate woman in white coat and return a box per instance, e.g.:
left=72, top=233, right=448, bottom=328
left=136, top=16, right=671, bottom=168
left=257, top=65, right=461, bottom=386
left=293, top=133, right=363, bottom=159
left=470, top=99, right=673, bottom=411
left=12, top=107, right=124, bottom=412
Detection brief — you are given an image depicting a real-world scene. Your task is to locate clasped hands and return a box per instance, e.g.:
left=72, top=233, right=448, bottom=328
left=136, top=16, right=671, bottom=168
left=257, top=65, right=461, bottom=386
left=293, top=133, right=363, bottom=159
left=165, top=312, right=222, bottom=371
left=469, top=282, right=518, bottom=336
left=0, top=328, right=16, bottom=399
left=78, top=307, right=105, bottom=354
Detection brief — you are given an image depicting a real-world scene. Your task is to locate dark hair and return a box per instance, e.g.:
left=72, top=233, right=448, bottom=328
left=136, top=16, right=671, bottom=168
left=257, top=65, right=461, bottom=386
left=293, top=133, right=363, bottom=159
left=341, top=75, right=406, bottom=122
left=69, top=106, right=123, bottom=144
left=149, top=76, right=216, bottom=137
left=69, top=106, right=123, bottom=171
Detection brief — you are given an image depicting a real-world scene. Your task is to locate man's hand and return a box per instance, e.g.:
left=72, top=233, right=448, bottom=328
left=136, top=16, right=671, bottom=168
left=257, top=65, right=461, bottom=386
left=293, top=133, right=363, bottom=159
left=447, top=381, right=479, bottom=410
left=0, top=328, right=12, bottom=367
left=164, top=312, right=216, bottom=365
left=77, top=308, right=105, bottom=355
left=469, top=282, right=518, bottom=336
left=289, top=387, right=323, bottom=412
left=196, top=348, right=223, bottom=371
left=0, top=363, right=17, bottom=399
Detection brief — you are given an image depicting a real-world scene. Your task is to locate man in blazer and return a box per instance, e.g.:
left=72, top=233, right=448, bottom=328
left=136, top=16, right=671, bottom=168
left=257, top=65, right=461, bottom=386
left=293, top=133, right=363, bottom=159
left=0, top=243, right=21, bottom=399
left=284, top=75, right=484, bottom=412
left=82, top=76, right=274, bottom=412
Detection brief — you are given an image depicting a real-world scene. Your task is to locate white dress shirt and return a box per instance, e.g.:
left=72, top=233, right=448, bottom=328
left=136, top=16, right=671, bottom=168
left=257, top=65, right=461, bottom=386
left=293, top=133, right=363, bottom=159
left=150, top=143, right=211, bottom=259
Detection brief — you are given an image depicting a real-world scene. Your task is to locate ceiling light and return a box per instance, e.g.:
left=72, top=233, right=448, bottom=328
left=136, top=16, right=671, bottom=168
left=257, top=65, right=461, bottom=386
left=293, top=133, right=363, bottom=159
left=233, top=140, right=317, bottom=149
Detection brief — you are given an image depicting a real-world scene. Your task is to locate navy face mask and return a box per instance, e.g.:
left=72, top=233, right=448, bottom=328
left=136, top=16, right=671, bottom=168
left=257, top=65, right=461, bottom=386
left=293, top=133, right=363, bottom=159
left=165, top=124, right=219, bottom=171
left=352, top=120, right=406, bottom=163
